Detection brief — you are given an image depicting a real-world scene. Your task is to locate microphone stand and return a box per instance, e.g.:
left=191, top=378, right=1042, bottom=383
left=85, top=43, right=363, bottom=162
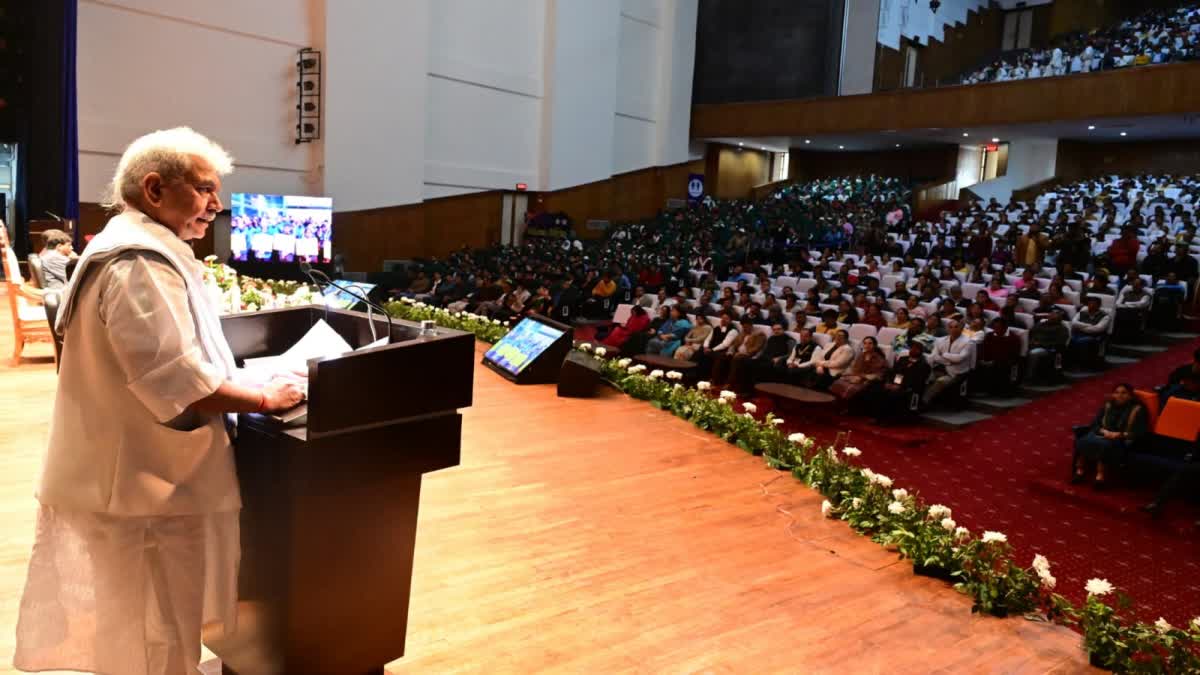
left=300, top=263, right=395, bottom=344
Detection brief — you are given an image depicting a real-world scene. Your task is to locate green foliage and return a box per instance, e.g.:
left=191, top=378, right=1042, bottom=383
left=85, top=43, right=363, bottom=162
left=952, top=536, right=1040, bottom=617
left=384, top=299, right=512, bottom=343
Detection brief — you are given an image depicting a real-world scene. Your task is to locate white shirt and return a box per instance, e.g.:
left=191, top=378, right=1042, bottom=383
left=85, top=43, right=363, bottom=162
left=40, top=216, right=239, bottom=516
left=931, top=333, right=974, bottom=377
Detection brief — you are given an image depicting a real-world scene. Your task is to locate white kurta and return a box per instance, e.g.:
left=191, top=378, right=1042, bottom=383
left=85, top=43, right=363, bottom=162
left=15, top=211, right=241, bottom=675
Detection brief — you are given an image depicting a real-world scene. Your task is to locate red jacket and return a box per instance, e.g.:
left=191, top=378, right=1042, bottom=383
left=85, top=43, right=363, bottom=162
left=1107, top=237, right=1141, bottom=270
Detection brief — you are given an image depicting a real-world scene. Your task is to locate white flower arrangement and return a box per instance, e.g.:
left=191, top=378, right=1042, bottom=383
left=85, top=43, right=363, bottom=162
left=821, top=500, right=832, bottom=517
left=1085, top=578, right=1114, bottom=597
left=203, top=254, right=218, bottom=262
left=940, top=517, right=956, bottom=532
left=954, top=526, right=970, bottom=539
left=719, top=390, right=738, bottom=401
left=666, top=371, right=683, bottom=381
left=649, top=369, right=665, bottom=379
left=788, top=432, right=808, bottom=444
left=673, top=383, right=684, bottom=390
left=742, top=402, right=757, bottom=413
left=1155, top=617, right=1173, bottom=634
left=771, top=418, right=784, bottom=425
left=927, top=504, right=952, bottom=520
left=861, top=468, right=876, bottom=482
left=579, top=343, right=593, bottom=352
left=492, top=319, right=502, bottom=325
left=1031, top=554, right=1055, bottom=589
left=887, top=501, right=906, bottom=515
left=628, top=364, right=647, bottom=374
left=871, top=473, right=893, bottom=489
left=743, top=413, right=755, bottom=419
left=696, top=381, right=712, bottom=391
left=617, top=358, right=633, bottom=368
left=981, top=531, right=1007, bottom=544
left=594, top=347, right=607, bottom=357
left=1192, top=617, right=1200, bottom=632
left=891, top=488, right=909, bottom=501
left=851, top=497, right=863, bottom=508
left=841, top=446, right=862, bottom=457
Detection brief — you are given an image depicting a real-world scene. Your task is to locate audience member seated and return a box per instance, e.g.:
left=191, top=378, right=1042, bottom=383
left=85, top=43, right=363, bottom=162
left=752, top=322, right=794, bottom=382
left=698, top=310, right=740, bottom=382
left=811, top=328, right=854, bottom=390
left=865, top=341, right=932, bottom=425
left=674, top=320, right=713, bottom=362
left=646, top=305, right=692, bottom=357
left=600, top=305, right=651, bottom=352
left=1114, top=278, right=1152, bottom=342
left=38, top=229, right=76, bottom=290
left=832, top=336, right=888, bottom=411
left=722, top=317, right=767, bottom=391
left=1069, top=296, right=1111, bottom=369
left=771, top=328, right=819, bottom=386
left=924, top=318, right=975, bottom=405
left=1027, top=308, right=1070, bottom=383
left=1073, top=383, right=1148, bottom=489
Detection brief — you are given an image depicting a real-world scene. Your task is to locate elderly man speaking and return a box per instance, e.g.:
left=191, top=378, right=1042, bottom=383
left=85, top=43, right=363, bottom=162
left=13, top=128, right=305, bottom=675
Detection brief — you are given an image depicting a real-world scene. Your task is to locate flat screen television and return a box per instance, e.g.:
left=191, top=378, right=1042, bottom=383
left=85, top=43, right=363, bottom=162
left=483, top=316, right=570, bottom=379
left=230, top=193, right=333, bottom=264
left=320, top=281, right=377, bottom=310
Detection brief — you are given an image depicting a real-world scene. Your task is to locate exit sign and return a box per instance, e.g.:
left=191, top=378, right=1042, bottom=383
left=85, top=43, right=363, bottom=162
left=515, top=183, right=528, bottom=191
left=984, top=143, right=999, bottom=152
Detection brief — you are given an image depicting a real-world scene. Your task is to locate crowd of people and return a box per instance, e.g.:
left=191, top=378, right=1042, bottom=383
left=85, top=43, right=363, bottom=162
left=960, top=3, right=1200, bottom=85
left=400, top=173, right=1200, bottom=430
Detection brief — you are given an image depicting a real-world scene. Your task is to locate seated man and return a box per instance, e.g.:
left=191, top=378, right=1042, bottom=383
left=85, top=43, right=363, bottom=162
left=924, top=318, right=975, bottom=405
left=697, top=310, right=740, bottom=382
left=867, top=340, right=931, bottom=425
left=726, top=317, right=767, bottom=392
left=774, top=327, right=820, bottom=386
left=38, top=228, right=77, bottom=290
left=1069, top=296, right=1111, bottom=369
left=1114, top=277, right=1152, bottom=342
left=1167, top=348, right=1200, bottom=387
left=1151, top=272, right=1188, bottom=329
left=1027, top=308, right=1070, bottom=383
left=750, top=322, right=794, bottom=384
left=977, top=317, right=1023, bottom=396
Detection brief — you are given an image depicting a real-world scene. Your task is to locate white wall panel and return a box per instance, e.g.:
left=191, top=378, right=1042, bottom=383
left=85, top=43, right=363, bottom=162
left=612, top=115, right=657, bottom=175
left=615, top=15, right=661, bottom=122
left=425, top=75, right=541, bottom=191
left=622, top=0, right=665, bottom=27
left=428, top=0, right=545, bottom=97
left=656, top=0, right=698, bottom=166
left=77, top=1, right=316, bottom=203
left=325, top=0, right=428, bottom=210
left=85, top=0, right=313, bottom=46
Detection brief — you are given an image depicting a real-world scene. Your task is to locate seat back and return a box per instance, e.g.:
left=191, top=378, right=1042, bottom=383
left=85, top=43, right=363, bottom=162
left=26, top=254, right=46, bottom=289
left=43, top=290, right=64, bottom=367
left=1134, top=389, right=1161, bottom=429
left=1155, top=397, right=1200, bottom=442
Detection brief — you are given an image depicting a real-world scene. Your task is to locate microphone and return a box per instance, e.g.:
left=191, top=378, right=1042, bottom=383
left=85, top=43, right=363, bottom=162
left=299, top=262, right=395, bottom=344
left=45, top=211, right=63, bottom=222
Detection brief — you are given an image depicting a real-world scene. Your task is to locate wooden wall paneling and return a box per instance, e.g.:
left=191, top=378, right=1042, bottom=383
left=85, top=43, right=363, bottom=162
left=918, top=2, right=1004, bottom=88
left=1056, top=139, right=1200, bottom=181
left=77, top=202, right=213, bottom=259
left=786, top=146, right=957, bottom=186
left=423, top=191, right=503, bottom=258
left=709, top=145, right=770, bottom=200
left=539, top=159, right=705, bottom=238
left=692, top=62, right=1200, bottom=138
left=334, top=203, right=425, bottom=271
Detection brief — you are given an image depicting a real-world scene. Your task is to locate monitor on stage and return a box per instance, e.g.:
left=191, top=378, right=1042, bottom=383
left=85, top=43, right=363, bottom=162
left=482, top=315, right=573, bottom=383
left=230, top=193, right=333, bottom=264
left=321, top=281, right=377, bottom=310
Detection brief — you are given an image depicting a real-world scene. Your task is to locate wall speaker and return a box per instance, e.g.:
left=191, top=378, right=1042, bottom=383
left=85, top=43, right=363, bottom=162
left=557, top=351, right=602, bottom=398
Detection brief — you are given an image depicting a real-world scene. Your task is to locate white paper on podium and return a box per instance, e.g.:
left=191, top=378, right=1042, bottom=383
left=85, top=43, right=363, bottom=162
left=241, top=319, right=355, bottom=386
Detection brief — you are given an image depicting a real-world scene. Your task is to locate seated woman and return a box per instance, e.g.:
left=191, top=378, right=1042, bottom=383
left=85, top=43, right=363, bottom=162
left=624, top=305, right=669, bottom=355
left=832, top=336, right=888, bottom=410
left=810, top=328, right=855, bottom=390
left=814, top=309, right=839, bottom=334
left=861, top=304, right=887, bottom=329
left=888, top=307, right=910, bottom=329
left=600, top=305, right=650, bottom=350
left=673, top=320, right=713, bottom=362
left=836, top=299, right=859, bottom=325
left=865, top=340, right=931, bottom=424
left=645, top=305, right=692, bottom=357
left=986, top=276, right=1010, bottom=304
left=1072, top=382, right=1147, bottom=489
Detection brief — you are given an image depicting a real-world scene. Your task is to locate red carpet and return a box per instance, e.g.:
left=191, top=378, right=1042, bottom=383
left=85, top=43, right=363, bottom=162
left=754, top=340, right=1200, bottom=627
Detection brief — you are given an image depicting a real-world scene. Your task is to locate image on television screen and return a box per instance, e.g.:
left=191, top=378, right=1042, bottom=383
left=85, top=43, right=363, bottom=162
left=484, top=318, right=565, bottom=375
left=230, top=193, right=333, bottom=263
left=320, top=281, right=376, bottom=310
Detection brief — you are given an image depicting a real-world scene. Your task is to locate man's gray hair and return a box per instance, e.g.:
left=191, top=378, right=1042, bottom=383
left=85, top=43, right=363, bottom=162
left=103, top=127, right=234, bottom=211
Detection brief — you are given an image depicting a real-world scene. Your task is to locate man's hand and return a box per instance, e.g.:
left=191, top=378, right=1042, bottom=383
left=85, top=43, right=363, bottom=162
left=261, top=379, right=306, bottom=413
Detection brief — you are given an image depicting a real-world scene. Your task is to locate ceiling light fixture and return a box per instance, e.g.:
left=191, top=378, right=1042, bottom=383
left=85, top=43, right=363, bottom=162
left=1088, top=125, right=1096, bottom=130
left=962, top=132, right=969, bottom=137
left=991, top=137, right=1000, bottom=143
left=838, top=145, right=845, bottom=150
left=1120, top=132, right=1128, bottom=137
left=804, top=139, right=811, bottom=144
left=738, top=142, right=743, bottom=146
left=895, top=144, right=901, bottom=148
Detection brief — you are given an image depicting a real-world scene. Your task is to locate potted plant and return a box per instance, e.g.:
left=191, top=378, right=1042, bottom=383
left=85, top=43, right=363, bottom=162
left=952, top=531, right=1039, bottom=618
left=892, top=504, right=962, bottom=581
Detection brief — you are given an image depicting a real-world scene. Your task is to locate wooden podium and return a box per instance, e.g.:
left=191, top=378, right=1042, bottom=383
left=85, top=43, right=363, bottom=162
left=208, top=306, right=474, bottom=675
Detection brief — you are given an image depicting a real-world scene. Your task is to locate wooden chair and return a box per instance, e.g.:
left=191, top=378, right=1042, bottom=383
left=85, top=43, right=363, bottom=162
left=2, top=242, right=54, bottom=366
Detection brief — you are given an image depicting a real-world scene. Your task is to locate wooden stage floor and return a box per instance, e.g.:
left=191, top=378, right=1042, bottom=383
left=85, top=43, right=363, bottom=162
left=0, top=314, right=1093, bottom=673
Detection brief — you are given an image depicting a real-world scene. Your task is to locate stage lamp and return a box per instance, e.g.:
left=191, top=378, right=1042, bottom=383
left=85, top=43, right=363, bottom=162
left=930, top=0, right=941, bottom=12
left=302, top=80, right=316, bottom=92
left=299, top=57, right=317, bottom=70
left=303, top=102, right=317, bottom=112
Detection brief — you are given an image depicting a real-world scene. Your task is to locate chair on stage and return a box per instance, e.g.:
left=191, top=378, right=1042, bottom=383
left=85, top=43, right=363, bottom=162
left=2, top=240, right=54, bottom=366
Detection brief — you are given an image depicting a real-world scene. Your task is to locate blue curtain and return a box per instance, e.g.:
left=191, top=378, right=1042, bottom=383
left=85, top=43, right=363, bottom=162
left=63, top=0, right=79, bottom=235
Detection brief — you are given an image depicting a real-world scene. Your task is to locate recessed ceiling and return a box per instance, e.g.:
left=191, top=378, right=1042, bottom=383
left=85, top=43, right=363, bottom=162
left=702, top=114, right=1200, bottom=152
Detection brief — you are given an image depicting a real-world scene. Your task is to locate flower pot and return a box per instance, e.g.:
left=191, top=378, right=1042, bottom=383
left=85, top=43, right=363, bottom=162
left=912, top=564, right=955, bottom=582
left=1088, top=652, right=1109, bottom=669
left=987, top=604, right=1009, bottom=618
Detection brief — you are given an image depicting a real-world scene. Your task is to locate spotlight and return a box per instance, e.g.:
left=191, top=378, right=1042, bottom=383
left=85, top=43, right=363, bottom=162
left=838, top=145, right=845, bottom=150
left=962, top=132, right=969, bottom=137
left=929, top=0, right=941, bottom=12
left=804, top=139, right=811, bottom=144
left=302, top=80, right=316, bottom=92
left=738, top=142, right=743, bottom=146
left=1088, top=125, right=1096, bottom=130
left=895, top=144, right=901, bottom=147
left=991, top=137, right=1000, bottom=143
left=302, top=102, right=317, bottom=112
left=298, top=58, right=317, bottom=70
left=301, top=123, right=316, bottom=134
left=1120, top=132, right=1127, bottom=137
